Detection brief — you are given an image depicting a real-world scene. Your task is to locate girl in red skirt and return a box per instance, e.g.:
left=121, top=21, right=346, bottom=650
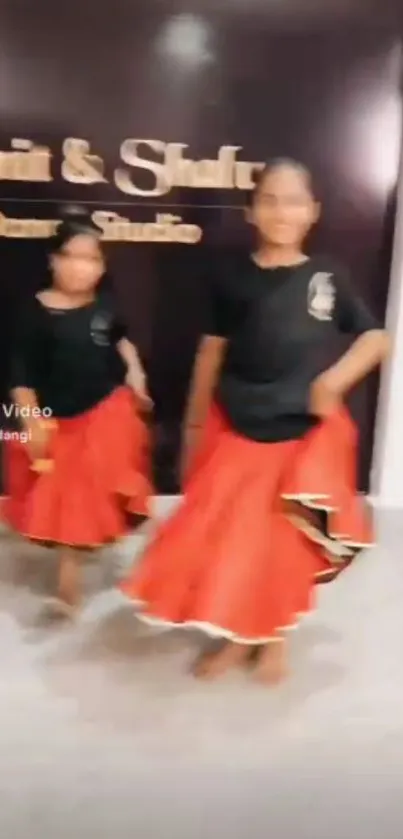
left=121, top=159, right=389, bottom=682
left=3, top=207, right=153, bottom=617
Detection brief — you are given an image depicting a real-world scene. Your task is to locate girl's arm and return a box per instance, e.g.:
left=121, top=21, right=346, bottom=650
left=116, top=337, right=152, bottom=408
left=184, top=260, right=230, bottom=429
left=117, top=337, right=147, bottom=391
left=326, top=271, right=390, bottom=393
left=184, top=335, right=227, bottom=429
left=10, top=387, right=53, bottom=467
left=9, top=303, right=50, bottom=460
left=9, top=302, right=41, bottom=422
left=105, top=286, right=150, bottom=403
left=180, top=334, right=227, bottom=483
left=11, top=386, right=39, bottom=416
left=321, top=329, right=389, bottom=396
left=181, top=261, right=229, bottom=481
left=310, top=271, right=389, bottom=416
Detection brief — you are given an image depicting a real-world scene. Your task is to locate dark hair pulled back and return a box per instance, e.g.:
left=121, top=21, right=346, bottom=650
left=49, top=205, right=102, bottom=254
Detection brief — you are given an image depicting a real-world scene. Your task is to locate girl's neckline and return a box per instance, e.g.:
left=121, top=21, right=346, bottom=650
left=251, top=254, right=310, bottom=271
left=35, top=291, right=95, bottom=312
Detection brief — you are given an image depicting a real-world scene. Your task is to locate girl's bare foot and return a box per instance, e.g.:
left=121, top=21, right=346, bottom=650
left=247, top=646, right=261, bottom=666
left=44, top=547, right=82, bottom=619
left=192, top=641, right=250, bottom=680
left=42, top=597, right=78, bottom=621
left=253, top=640, right=288, bottom=685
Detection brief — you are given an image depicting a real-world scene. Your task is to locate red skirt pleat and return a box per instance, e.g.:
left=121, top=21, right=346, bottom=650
left=121, top=405, right=373, bottom=644
left=1, top=386, right=153, bottom=547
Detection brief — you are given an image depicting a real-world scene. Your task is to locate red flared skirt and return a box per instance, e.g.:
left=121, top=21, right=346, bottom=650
left=121, top=405, right=373, bottom=644
left=1, top=386, right=153, bottom=547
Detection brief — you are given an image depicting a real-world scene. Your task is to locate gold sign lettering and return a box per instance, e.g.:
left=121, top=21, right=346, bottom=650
left=114, top=139, right=263, bottom=196
left=0, top=213, right=57, bottom=238
left=62, top=138, right=106, bottom=184
left=235, top=160, right=265, bottom=189
left=0, top=139, right=52, bottom=182
left=0, top=136, right=263, bottom=195
left=0, top=211, right=202, bottom=244
left=94, top=211, right=202, bottom=244
left=114, top=140, right=169, bottom=196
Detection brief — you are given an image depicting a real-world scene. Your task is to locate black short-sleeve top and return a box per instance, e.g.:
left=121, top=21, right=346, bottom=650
left=9, top=290, right=128, bottom=418
left=203, top=255, right=381, bottom=442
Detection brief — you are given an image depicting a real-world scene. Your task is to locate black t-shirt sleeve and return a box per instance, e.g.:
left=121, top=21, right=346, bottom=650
left=8, top=299, right=44, bottom=390
left=334, top=267, right=381, bottom=336
left=98, top=290, right=128, bottom=343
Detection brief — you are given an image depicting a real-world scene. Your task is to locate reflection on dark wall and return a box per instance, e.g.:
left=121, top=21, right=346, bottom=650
left=1, top=0, right=402, bottom=491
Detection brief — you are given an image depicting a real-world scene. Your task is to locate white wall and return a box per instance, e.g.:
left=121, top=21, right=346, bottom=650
left=372, top=147, right=403, bottom=508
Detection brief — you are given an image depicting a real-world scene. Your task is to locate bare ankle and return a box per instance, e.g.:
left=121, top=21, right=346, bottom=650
left=57, top=547, right=81, bottom=607
left=193, top=641, right=250, bottom=679
left=253, top=639, right=288, bottom=685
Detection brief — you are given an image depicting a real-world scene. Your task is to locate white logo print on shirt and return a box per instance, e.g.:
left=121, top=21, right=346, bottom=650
left=90, top=312, right=111, bottom=346
left=307, top=272, right=335, bottom=321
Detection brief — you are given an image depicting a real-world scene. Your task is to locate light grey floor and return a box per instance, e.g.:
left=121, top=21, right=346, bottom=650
left=0, top=498, right=402, bottom=839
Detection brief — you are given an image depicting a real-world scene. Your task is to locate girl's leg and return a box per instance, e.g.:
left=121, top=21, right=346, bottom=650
left=54, top=546, right=82, bottom=613
left=252, top=638, right=288, bottom=684
left=193, top=641, right=251, bottom=679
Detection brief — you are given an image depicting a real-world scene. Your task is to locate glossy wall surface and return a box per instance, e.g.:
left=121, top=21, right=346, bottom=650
left=0, top=0, right=401, bottom=490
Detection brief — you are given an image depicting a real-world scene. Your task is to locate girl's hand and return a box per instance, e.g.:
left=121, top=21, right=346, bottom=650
left=126, top=371, right=153, bottom=412
left=309, top=373, right=342, bottom=420
left=24, top=418, right=52, bottom=461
